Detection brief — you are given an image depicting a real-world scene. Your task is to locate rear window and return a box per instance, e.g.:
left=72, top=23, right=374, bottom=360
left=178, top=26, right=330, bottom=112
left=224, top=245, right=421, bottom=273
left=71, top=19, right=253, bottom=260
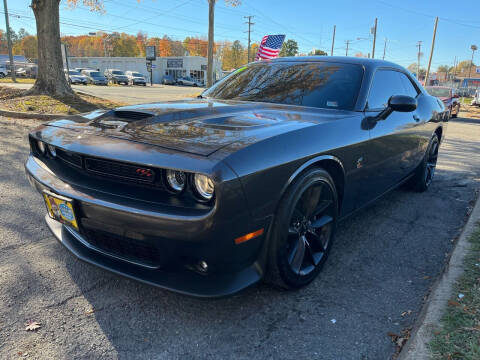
left=90, top=72, right=101, bottom=77
left=132, top=73, right=143, bottom=77
left=203, top=61, right=364, bottom=110
left=112, top=71, right=124, bottom=75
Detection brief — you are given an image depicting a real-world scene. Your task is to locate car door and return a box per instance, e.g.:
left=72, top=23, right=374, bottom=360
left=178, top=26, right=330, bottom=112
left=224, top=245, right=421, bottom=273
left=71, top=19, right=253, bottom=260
left=361, top=68, right=422, bottom=201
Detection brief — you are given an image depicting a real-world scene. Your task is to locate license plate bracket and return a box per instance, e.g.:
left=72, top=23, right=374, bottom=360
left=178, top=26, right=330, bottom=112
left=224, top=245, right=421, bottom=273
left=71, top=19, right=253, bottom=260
left=43, top=190, right=79, bottom=231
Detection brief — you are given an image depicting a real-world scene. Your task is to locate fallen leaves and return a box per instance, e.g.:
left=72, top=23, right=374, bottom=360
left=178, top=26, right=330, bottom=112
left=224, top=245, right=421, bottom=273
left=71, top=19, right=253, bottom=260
left=388, top=327, right=412, bottom=353
left=25, top=321, right=41, bottom=331
left=401, top=310, right=413, bottom=317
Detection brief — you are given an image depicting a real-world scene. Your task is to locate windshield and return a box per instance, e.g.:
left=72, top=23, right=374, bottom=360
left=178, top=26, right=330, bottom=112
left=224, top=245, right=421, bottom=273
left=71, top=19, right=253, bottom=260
left=90, top=72, right=101, bottom=77
left=69, top=70, right=81, bottom=75
left=112, top=71, right=125, bottom=75
left=426, top=87, right=451, bottom=97
left=132, top=73, right=143, bottom=77
left=203, top=61, right=364, bottom=110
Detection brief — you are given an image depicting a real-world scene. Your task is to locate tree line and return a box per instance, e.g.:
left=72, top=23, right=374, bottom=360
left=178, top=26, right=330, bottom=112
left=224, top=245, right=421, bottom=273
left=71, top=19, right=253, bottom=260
left=0, top=27, right=301, bottom=71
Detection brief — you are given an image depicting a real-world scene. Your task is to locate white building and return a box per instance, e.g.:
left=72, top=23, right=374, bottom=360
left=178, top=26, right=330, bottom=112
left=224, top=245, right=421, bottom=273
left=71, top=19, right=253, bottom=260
left=67, top=56, right=222, bottom=84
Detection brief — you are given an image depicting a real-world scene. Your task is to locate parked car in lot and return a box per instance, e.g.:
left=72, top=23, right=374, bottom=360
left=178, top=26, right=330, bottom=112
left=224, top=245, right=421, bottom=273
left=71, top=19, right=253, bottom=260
left=81, top=70, right=108, bottom=86
left=104, top=69, right=129, bottom=85
left=64, top=69, right=88, bottom=85
left=0, top=64, right=7, bottom=78
left=15, top=68, right=28, bottom=77
left=425, top=86, right=460, bottom=117
left=162, top=75, right=176, bottom=85
left=25, top=57, right=448, bottom=297
left=472, top=89, right=480, bottom=106
left=125, top=71, right=147, bottom=86
left=177, top=76, right=202, bottom=86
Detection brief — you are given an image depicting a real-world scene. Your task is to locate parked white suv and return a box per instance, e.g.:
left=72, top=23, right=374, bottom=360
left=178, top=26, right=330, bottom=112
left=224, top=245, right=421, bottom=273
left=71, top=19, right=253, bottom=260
left=125, top=71, right=147, bottom=86
left=472, top=89, right=480, bottom=107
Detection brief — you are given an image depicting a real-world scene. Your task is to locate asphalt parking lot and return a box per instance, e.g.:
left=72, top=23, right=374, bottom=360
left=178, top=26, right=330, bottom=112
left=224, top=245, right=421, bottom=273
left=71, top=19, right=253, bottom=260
left=1, top=83, right=202, bottom=105
left=0, top=113, right=479, bottom=359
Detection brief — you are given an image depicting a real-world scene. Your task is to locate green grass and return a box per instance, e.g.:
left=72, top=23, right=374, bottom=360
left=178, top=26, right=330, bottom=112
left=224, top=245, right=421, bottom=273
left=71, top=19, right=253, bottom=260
left=429, top=226, right=480, bottom=360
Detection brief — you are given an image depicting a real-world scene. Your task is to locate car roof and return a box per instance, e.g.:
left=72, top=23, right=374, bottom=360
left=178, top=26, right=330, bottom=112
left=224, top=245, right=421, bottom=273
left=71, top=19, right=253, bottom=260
left=264, top=55, right=404, bottom=70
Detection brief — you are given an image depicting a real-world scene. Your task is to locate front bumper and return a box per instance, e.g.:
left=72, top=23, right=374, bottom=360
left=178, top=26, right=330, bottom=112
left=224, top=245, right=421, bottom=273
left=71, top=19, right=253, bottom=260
left=24, top=155, right=265, bottom=297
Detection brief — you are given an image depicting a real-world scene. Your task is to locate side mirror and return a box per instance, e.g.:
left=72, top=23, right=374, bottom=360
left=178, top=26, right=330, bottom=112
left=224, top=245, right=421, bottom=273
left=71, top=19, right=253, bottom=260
left=388, top=95, right=417, bottom=112
left=376, top=95, right=417, bottom=121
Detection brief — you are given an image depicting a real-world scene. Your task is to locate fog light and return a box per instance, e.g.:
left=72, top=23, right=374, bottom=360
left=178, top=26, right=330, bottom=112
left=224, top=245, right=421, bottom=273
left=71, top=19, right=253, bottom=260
left=197, top=260, right=208, bottom=273
left=37, top=140, right=46, bottom=154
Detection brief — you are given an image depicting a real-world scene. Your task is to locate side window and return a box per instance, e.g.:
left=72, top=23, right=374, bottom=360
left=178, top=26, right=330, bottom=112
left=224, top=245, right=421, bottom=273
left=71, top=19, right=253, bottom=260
left=399, top=73, right=419, bottom=98
left=367, top=70, right=406, bottom=109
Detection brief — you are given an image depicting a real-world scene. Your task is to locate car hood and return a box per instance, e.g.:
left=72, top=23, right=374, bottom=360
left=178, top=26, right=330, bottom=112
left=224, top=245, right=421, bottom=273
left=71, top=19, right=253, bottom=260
left=44, top=99, right=356, bottom=156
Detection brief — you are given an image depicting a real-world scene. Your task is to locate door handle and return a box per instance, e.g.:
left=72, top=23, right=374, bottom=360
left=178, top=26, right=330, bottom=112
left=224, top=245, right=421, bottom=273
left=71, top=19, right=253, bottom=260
left=413, top=115, right=420, bottom=122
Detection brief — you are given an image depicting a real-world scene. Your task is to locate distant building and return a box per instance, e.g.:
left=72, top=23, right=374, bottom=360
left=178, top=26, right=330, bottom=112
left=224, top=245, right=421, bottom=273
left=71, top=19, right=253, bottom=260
left=67, top=56, right=222, bottom=84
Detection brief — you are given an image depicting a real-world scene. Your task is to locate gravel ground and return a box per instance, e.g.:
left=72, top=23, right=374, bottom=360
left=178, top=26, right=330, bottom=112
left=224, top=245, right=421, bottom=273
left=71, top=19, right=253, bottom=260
left=0, top=113, right=479, bottom=360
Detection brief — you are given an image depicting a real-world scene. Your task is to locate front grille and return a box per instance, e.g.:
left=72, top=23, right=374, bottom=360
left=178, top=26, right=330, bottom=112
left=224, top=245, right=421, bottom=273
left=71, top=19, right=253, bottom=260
left=82, top=228, right=163, bottom=267
left=56, top=148, right=82, bottom=168
left=85, top=157, right=156, bottom=183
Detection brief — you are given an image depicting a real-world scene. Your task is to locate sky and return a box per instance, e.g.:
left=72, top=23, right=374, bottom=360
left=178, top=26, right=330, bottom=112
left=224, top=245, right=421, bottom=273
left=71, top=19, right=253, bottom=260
left=3, top=0, right=480, bottom=70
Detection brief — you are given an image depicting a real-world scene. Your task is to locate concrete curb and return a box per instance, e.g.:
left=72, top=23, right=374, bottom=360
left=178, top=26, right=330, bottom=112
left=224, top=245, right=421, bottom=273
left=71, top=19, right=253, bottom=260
left=0, top=109, right=67, bottom=121
left=399, top=194, right=480, bottom=359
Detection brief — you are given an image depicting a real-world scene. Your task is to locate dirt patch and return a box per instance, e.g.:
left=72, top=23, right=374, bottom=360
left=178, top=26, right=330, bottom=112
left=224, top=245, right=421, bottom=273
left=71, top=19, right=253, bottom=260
left=0, top=86, right=123, bottom=115
left=459, top=104, right=480, bottom=119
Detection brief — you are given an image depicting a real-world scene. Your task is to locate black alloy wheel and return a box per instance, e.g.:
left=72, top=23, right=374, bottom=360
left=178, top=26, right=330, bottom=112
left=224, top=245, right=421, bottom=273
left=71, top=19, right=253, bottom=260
left=407, top=133, right=439, bottom=192
left=267, top=168, right=338, bottom=289
left=424, top=136, right=439, bottom=188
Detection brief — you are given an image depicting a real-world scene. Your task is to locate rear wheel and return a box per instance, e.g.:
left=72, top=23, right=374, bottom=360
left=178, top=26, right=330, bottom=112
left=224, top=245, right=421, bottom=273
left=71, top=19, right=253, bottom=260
left=407, top=134, right=439, bottom=192
left=266, top=168, right=338, bottom=289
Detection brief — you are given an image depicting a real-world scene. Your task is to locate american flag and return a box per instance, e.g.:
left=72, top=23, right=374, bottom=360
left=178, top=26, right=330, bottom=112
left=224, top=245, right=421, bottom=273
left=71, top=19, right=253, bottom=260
left=255, top=35, right=286, bottom=60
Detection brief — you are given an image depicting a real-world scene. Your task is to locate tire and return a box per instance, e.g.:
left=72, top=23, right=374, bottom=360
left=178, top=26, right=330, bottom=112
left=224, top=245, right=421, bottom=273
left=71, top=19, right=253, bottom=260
left=407, top=134, right=439, bottom=192
left=0, top=73, right=5, bottom=78
left=266, top=168, right=338, bottom=289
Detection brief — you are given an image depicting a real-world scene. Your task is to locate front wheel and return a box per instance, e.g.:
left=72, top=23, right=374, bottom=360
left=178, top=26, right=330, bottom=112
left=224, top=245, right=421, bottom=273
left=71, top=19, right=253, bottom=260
left=407, top=134, right=439, bottom=192
left=266, top=168, right=338, bottom=289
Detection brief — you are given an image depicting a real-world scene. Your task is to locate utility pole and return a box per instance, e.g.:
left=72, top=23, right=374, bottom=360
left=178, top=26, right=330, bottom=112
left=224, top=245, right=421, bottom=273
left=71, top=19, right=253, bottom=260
left=372, top=17, right=378, bottom=59
left=468, top=45, right=478, bottom=80
left=345, top=40, right=351, bottom=56
left=416, top=41, right=423, bottom=78
left=453, top=56, right=457, bottom=80
left=382, top=38, right=387, bottom=60
left=244, top=16, right=254, bottom=63
left=424, top=16, right=439, bottom=87
left=3, top=0, right=16, bottom=82
left=331, top=25, right=336, bottom=56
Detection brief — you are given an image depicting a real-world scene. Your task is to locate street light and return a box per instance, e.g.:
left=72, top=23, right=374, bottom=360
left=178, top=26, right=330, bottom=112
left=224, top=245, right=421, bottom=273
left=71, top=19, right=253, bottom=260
left=468, top=44, right=478, bottom=81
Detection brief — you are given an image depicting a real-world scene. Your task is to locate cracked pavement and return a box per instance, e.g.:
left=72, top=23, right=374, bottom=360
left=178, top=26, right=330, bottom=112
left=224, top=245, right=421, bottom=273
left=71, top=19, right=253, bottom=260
left=0, top=113, right=479, bottom=359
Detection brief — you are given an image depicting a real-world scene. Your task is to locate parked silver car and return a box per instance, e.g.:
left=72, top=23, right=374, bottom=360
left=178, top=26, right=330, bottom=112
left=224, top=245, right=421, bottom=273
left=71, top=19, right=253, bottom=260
left=177, top=76, right=202, bottom=87
left=64, top=69, right=88, bottom=85
left=81, top=70, right=108, bottom=86
left=125, top=71, right=147, bottom=86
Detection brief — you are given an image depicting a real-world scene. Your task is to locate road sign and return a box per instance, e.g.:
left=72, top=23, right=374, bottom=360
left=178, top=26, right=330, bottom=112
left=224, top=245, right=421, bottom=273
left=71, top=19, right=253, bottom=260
left=476, top=67, right=480, bottom=74
left=146, top=62, right=152, bottom=72
left=146, top=45, right=156, bottom=61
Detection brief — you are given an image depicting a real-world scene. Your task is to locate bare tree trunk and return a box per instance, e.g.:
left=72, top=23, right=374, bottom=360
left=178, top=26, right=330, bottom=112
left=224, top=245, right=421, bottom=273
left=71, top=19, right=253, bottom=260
left=206, top=0, right=215, bottom=88
left=29, top=0, right=73, bottom=96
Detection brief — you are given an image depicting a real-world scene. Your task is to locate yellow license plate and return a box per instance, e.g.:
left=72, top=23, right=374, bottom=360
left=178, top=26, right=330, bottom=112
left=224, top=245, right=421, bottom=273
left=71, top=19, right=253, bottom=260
left=43, top=191, right=79, bottom=231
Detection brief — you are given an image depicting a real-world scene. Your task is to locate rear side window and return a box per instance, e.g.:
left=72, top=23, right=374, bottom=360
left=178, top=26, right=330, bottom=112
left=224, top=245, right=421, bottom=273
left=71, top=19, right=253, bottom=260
left=367, top=69, right=415, bottom=109
left=399, top=73, right=419, bottom=98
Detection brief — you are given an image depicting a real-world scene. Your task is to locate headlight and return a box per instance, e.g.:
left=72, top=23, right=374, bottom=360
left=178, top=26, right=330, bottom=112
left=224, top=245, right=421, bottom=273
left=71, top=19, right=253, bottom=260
left=165, top=169, right=186, bottom=193
left=37, top=140, right=46, bottom=154
left=193, top=174, right=215, bottom=200
left=47, top=144, right=56, bottom=157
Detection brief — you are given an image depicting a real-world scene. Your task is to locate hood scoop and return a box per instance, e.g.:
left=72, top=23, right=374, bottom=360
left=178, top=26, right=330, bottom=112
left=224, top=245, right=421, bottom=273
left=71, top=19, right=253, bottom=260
left=113, top=110, right=155, bottom=121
